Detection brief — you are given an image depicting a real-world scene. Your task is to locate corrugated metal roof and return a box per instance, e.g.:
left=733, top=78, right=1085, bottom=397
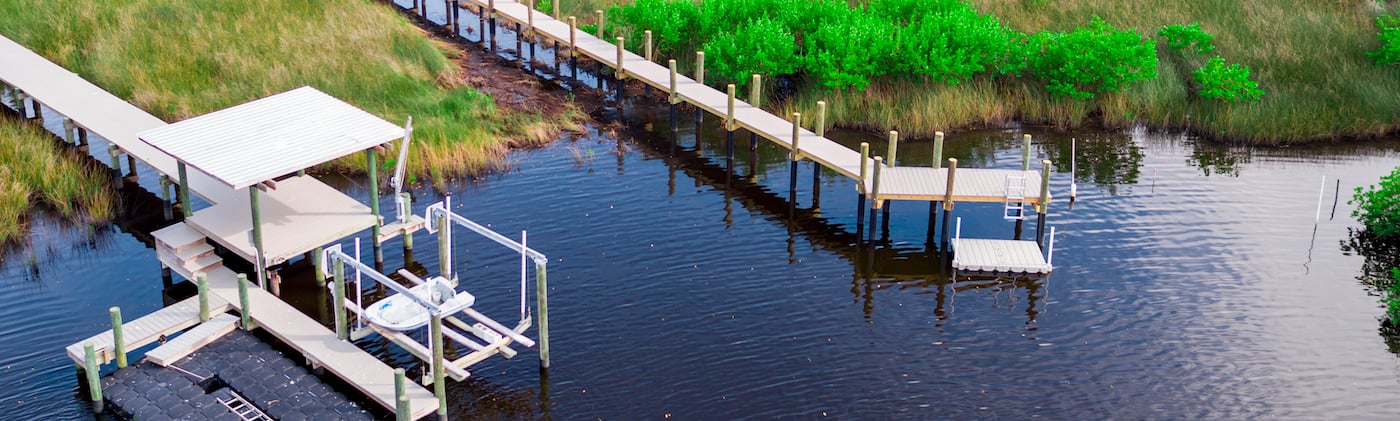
left=138, top=86, right=404, bottom=189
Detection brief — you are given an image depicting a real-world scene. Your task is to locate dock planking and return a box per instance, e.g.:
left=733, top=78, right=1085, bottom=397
left=951, top=239, right=1052, bottom=274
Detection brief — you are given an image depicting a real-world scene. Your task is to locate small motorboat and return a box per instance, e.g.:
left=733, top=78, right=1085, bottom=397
left=363, top=277, right=475, bottom=331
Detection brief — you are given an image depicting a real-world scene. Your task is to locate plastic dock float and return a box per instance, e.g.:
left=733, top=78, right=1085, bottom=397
left=951, top=239, right=1053, bottom=274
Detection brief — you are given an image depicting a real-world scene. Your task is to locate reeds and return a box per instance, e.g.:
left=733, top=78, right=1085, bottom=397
left=0, top=120, right=115, bottom=243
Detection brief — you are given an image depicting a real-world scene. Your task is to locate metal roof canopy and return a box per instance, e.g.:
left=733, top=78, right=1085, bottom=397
left=138, top=86, right=403, bottom=190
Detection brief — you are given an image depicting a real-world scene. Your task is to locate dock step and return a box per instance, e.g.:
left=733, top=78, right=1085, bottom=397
left=146, top=313, right=239, bottom=366
left=154, top=222, right=225, bottom=280
left=1004, top=175, right=1027, bottom=220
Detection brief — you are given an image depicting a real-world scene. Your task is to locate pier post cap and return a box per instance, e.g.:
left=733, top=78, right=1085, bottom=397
left=109, top=306, right=120, bottom=313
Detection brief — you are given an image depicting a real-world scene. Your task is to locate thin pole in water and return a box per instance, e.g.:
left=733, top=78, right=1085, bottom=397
left=1070, top=138, right=1077, bottom=201
left=1315, top=175, right=1326, bottom=223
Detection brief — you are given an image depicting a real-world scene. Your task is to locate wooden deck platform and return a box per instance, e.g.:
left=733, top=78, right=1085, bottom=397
left=0, top=36, right=237, bottom=205
left=185, top=175, right=377, bottom=266
left=461, top=0, right=1051, bottom=208
left=64, top=296, right=232, bottom=365
left=951, top=239, right=1052, bottom=274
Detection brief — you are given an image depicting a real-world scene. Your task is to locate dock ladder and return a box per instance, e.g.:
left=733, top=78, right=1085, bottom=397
left=1004, top=175, right=1027, bottom=220
left=216, top=391, right=272, bottom=421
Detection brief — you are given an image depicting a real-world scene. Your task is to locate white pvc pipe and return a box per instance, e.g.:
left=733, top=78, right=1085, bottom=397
left=520, top=230, right=528, bottom=319
left=955, top=217, right=962, bottom=241
left=1315, top=176, right=1326, bottom=223
left=1046, top=226, right=1057, bottom=267
left=354, top=238, right=363, bottom=330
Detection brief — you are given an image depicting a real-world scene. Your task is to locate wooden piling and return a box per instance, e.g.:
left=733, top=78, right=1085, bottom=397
left=367, top=149, right=383, bottom=267
left=595, top=10, right=604, bottom=39
left=437, top=211, right=451, bottom=280
left=431, top=314, right=447, bottom=417
left=695, top=51, right=705, bottom=85
left=536, top=264, right=550, bottom=368
left=177, top=162, right=191, bottom=218
left=726, top=84, right=736, bottom=130
left=196, top=272, right=209, bottom=322
left=668, top=59, right=680, bottom=104
left=62, top=118, right=73, bottom=144
left=816, top=101, right=826, bottom=138
left=552, top=0, right=559, bottom=18
left=250, top=188, right=268, bottom=291
left=78, top=126, right=87, bottom=146
left=616, top=37, right=625, bottom=78
left=790, top=112, right=801, bottom=160
left=333, top=257, right=347, bottom=340
left=109, top=307, right=126, bottom=368
left=238, top=273, right=252, bottom=330
left=159, top=175, right=173, bottom=222
left=526, top=0, right=534, bottom=36
left=644, top=30, right=653, bottom=62
left=401, top=193, right=414, bottom=250
left=886, top=131, right=898, bottom=167
left=858, top=142, right=869, bottom=195
left=871, top=156, right=884, bottom=209
left=395, top=368, right=410, bottom=421
left=941, top=158, right=958, bottom=249
left=568, top=17, right=576, bottom=58
left=1022, top=134, right=1031, bottom=171
left=83, top=342, right=102, bottom=412
left=107, top=144, right=122, bottom=188
left=932, top=131, right=944, bottom=169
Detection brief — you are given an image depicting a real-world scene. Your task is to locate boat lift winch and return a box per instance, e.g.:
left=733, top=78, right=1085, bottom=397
left=319, top=196, right=549, bottom=384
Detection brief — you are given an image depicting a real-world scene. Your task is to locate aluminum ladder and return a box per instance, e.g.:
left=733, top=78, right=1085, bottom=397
left=1004, top=175, right=1027, bottom=220
left=217, top=391, right=273, bottom=421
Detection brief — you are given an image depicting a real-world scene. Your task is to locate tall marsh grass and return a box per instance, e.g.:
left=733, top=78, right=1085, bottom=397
left=0, top=120, right=115, bottom=243
left=0, top=0, right=573, bottom=184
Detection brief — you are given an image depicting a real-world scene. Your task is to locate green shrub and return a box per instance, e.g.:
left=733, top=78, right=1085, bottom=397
left=607, top=0, right=701, bottom=58
left=1192, top=56, right=1264, bottom=102
left=1027, top=16, right=1158, bottom=100
left=805, top=8, right=897, bottom=90
left=701, top=16, right=798, bottom=90
left=1370, top=11, right=1400, bottom=65
left=1385, top=269, right=1400, bottom=322
left=1352, top=166, right=1400, bottom=238
left=882, top=0, right=1025, bottom=84
left=1158, top=23, right=1214, bottom=54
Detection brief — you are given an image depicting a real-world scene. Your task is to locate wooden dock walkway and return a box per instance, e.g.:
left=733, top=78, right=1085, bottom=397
left=457, top=0, right=1049, bottom=208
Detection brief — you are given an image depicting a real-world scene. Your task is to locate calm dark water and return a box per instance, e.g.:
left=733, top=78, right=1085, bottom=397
left=5, top=92, right=1400, bottom=419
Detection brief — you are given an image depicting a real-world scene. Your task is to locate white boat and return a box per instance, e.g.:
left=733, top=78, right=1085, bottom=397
left=363, top=277, right=475, bottom=331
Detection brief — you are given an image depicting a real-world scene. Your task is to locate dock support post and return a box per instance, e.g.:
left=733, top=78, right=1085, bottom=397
left=1022, top=134, right=1032, bottom=171
left=668, top=59, right=679, bottom=150
left=177, top=162, right=191, bottom=218
left=250, top=188, right=269, bottom=293
left=431, top=314, right=447, bottom=418
left=941, top=158, right=958, bottom=251
left=78, top=126, right=88, bottom=146
left=83, top=343, right=102, bottom=413
left=333, top=257, right=347, bottom=341
left=789, top=112, right=801, bottom=200
left=159, top=175, right=173, bottom=222
left=813, top=162, right=821, bottom=208
left=725, top=84, right=736, bottom=160
left=453, top=1, right=461, bottom=36
left=1037, top=159, right=1052, bottom=248
left=401, top=193, right=414, bottom=250
left=196, top=272, right=210, bottom=322
left=12, top=91, right=25, bottom=118
left=238, top=273, right=252, bottom=330
left=537, top=263, right=550, bottom=368
left=887, top=131, right=898, bottom=167
left=395, top=368, right=410, bottom=421
left=568, top=17, right=577, bottom=80
left=616, top=37, right=626, bottom=101
left=694, top=51, right=705, bottom=122
left=62, top=118, right=74, bottom=144
left=367, top=149, right=383, bottom=267
left=869, top=156, right=884, bottom=241
left=109, top=307, right=126, bottom=369
left=932, top=131, right=944, bottom=169
left=816, top=100, right=826, bottom=137
left=107, top=145, right=122, bottom=190
left=750, top=75, right=763, bottom=151
left=127, top=154, right=137, bottom=179
left=595, top=10, right=605, bottom=39
left=857, top=142, right=869, bottom=225
left=313, top=246, right=326, bottom=285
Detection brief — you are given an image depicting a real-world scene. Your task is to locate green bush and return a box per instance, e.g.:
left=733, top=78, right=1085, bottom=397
left=804, top=8, right=898, bottom=90
left=1352, top=166, right=1400, bottom=238
left=881, top=0, right=1025, bottom=84
left=1027, top=16, right=1158, bottom=100
left=1385, top=269, right=1400, bottom=322
left=1370, top=11, right=1400, bottom=65
left=1158, top=23, right=1214, bottom=54
left=607, top=0, right=700, bottom=58
left=701, top=16, right=798, bottom=89
left=1192, top=56, right=1264, bottom=102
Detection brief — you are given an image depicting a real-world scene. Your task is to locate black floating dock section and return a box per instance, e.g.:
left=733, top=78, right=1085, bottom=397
left=100, top=329, right=375, bottom=420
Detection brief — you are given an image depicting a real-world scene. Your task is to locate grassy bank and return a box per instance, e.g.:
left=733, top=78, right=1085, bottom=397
left=0, top=118, right=115, bottom=243
left=596, top=0, right=1400, bottom=142
left=0, top=0, right=577, bottom=184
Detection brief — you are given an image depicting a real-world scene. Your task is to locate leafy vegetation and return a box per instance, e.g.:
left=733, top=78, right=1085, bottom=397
left=1158, top=23, right=1214, bottom=54
left=1027, top=16, right=1157, bottom=100
left=1385, top=269, right=1400, bottom=323
left=701, top=16, right=798, bottom=90
left=1351, top=166, right=1400, bottom=238
left=0, top=118, right=114, bottom=243
left=1193, top=56, right=1264, bottom=103
left=1370, top=11, right=1400, bottom=65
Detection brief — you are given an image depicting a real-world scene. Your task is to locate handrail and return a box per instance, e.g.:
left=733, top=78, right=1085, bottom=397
left=427, top=202, right=548, bottom=264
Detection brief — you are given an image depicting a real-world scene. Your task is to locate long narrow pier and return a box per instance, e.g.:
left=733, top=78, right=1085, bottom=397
left=451, top=0, right=1050, bottom=209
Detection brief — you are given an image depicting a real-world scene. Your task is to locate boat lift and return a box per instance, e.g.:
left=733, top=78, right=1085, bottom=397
left=319, top=194, right=550, bottom=389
